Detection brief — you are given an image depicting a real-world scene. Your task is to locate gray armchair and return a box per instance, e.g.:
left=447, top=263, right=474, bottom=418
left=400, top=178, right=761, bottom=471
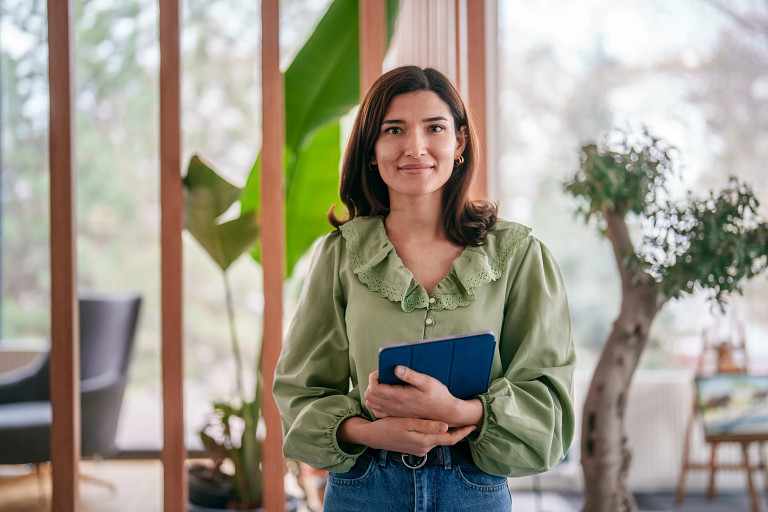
left=0, top=291, right=142, bottom=466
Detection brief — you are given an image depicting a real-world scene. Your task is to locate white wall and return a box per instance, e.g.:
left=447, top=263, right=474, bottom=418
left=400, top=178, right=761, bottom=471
left=509, top=370, right=760, bottom=495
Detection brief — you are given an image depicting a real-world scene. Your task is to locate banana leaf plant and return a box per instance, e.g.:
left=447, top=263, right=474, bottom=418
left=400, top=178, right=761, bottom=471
left=183, top=0, right=400, bottom=507
left=241, top=0, right=400, bottom=276
left=184, top=155, right=262, bottom=506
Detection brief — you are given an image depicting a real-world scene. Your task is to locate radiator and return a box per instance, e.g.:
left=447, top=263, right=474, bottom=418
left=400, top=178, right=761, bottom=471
left=508, top=370, right=758, bottom=493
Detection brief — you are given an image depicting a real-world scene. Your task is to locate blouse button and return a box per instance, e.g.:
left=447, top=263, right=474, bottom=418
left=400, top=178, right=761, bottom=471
left=428, top=297, right=436, bottom=304
left=425, top=318, right=434, bottom=326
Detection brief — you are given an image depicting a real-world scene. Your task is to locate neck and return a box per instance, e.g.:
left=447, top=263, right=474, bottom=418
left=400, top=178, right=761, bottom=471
left=385, top=195, right=446, bottom=244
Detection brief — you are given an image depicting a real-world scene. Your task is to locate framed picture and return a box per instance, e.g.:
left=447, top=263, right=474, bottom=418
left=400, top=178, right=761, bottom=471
left=696, top=374, right=768, bottom=436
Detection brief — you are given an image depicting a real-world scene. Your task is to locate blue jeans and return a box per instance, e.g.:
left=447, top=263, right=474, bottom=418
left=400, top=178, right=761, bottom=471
left=324, top=447, right=512, bottom=512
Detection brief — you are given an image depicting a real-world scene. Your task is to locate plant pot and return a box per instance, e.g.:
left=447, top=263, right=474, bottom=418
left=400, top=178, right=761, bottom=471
left=188, top=464, right=233, bottom=510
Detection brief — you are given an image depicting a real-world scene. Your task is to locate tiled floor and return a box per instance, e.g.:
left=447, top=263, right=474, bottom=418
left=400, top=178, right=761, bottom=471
left=0, top=460, right=762, bottom=512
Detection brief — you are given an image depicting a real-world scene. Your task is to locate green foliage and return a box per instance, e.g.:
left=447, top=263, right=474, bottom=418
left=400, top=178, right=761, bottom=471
left=646, top=179, right=768, bottom=303
left=183, top=156, right=259, bottom=272
left=199, top=376, right=263, bottom=506
left=565, top=131, right=675, bottom=222
left=566, top=130, right=768, bottom=307
left=183, top=1, right=401, bottom=504
left=241, top=0, right=400, bottom=276
left=183, top=156, right=262, bottom=505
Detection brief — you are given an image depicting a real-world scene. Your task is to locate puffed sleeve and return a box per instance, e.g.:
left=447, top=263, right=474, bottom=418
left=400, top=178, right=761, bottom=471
left=272, top=231, right=366, bottom=472
left=469, top=237, right=576, bottom=477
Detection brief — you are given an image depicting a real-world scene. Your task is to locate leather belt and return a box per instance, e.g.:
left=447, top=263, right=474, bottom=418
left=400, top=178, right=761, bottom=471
left=365, top=442, right=474, bottom=469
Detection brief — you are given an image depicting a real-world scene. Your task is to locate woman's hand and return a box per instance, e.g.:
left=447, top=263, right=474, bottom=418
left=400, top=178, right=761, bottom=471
left=364, top=367, right=484, bottom=429
left=338, top=416, right=475, bottom=457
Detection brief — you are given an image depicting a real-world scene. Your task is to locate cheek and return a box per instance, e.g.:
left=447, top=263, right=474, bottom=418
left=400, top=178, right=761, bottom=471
left=374, top=141, right=396, bottom=162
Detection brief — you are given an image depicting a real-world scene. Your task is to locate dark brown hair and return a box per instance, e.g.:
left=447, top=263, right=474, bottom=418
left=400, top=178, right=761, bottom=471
left=328, top=66, right=497, bottom=246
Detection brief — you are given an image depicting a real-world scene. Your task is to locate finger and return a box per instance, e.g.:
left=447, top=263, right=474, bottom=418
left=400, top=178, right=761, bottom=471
left=369, top=407, right=387, bottom=419
left=446, top=425, right=476, bottom=443
left=395, top=365, right=432, bottom=390
left=409, top=418, right=448, bottom=434
left=423, top=425, right=476, bottom=448
left=365, top=399, right=384, bottom=415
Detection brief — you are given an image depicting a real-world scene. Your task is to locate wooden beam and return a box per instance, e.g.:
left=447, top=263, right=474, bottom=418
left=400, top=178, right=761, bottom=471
left=261, top=1, right=286, bottom=511
left=47, top=0, right=80, bottom=510
left=455, top=0, right=462, bottom=94
left=466, top=0, right=487, bottom=197
left=360, top=0, right=387, bottom=96
left=159, top=0, right=186, bottom=510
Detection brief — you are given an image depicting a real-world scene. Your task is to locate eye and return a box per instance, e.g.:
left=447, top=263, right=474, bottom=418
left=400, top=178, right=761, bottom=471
left=428, top=124, right=446, bottom=133
left=384, top=126, right=402, bottom=135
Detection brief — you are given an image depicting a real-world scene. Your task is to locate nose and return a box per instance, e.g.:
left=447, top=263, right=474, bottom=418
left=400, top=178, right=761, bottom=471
left=403, top=130, right=427, bottom=157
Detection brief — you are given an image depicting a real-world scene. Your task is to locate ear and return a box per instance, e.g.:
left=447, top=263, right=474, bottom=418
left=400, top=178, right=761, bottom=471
left=455, top=126, right=468, bottom=157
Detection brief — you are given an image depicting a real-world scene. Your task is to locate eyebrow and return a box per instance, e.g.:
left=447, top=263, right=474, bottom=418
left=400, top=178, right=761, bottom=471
left=382, top=116, right=450, bottom=125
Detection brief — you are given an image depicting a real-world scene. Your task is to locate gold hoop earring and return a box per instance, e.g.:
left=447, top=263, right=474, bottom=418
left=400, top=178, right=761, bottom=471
left=368, top=162, right=378, bottom=172
left=454, top=155, right=465, bottom=167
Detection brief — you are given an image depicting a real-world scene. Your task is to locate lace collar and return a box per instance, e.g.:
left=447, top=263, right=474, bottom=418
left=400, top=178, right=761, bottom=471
left=338, top=216, right=532, bottom=312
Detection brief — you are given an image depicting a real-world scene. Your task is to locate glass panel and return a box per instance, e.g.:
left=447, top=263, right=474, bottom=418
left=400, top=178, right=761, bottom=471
left=1, top=0, right=51, bottom=347
left=180, top=0, right=333, bottom=450
left=496, top=0, right=768, bottom=372
left=73, top=0, right=161, bottom=449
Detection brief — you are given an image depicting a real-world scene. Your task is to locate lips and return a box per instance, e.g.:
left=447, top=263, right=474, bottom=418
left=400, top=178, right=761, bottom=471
left=398, top=163, right=433, bottom=174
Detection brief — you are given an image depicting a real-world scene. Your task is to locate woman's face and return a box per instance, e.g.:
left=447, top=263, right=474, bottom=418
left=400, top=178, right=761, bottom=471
left=371, top=90, right=467, bottom=206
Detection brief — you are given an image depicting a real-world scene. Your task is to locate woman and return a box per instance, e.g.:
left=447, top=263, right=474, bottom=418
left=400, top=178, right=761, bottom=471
left=273, top=66, right=575, bottom=511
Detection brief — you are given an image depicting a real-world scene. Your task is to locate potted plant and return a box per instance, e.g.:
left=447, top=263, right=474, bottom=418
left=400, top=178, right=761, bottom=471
left=183, top=155, right=264, bottom=510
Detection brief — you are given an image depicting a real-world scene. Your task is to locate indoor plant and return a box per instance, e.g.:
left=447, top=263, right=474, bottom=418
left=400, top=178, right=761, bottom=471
left=183, top=155, right=263, bottom=510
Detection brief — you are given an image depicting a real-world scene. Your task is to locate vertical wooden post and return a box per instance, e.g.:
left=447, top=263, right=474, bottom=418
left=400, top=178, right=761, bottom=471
left=360, top=0, right=387, bottom=96
left=455, top=0, right=463, bottom=95
left=47, top=0, right=80, bottom=509
left=159, top=0, right=186, bottom=510
left=261, top=1, right=286, bottom=511
left=466, top=0, right=487, bottom=197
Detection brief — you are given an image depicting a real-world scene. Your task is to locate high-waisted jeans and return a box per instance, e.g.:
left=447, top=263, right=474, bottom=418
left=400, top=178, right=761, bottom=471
left=323, top=447, right=512, bottom=512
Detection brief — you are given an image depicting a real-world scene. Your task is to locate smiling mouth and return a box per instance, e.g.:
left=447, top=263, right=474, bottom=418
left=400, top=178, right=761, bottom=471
left=398, top=164, right=433, bottom=174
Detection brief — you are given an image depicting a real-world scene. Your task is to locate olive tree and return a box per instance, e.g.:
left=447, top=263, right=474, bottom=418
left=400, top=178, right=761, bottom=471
left=565, top=131, right=768, bottom=512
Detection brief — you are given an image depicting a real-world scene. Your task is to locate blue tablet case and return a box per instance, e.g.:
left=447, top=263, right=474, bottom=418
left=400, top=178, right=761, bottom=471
left=378, top=331, right=496, bottom=400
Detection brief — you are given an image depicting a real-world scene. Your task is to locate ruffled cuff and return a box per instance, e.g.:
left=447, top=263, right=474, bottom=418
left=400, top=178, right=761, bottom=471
left=467, top=393, right=492, bottom=445
left=282, top=396, right=366, bottom=472
left=330, top=410, right=368, bottom=466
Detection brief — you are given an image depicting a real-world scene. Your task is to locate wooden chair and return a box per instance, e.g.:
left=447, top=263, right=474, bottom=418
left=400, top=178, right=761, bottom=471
left=675, top=328, right=768, bottom=512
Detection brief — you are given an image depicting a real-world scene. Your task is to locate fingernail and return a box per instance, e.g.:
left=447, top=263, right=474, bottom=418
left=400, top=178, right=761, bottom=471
left=396, top=366, right=405, bottom=376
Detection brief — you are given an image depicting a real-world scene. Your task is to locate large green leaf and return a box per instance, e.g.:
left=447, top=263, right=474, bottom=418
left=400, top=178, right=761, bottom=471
left=284, top=0, right=361, bottom=154
left=241, top=0, right=400, bottom=276
left=285, top=121, right=342, bottom=273
left=185, top=155, right=241, bottom=217
left=183, top=156, right=259, bottom=271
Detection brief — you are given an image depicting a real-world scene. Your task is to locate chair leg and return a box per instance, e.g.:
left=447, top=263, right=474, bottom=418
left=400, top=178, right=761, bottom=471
left=36, top=463, right=49, bottom=509
left=79, top=472, right=117, bottom=493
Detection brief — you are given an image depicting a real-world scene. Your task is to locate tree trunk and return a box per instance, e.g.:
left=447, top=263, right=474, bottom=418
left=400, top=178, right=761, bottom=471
left=580, top=209, right=666, bottom=512
left=580, top=280, right=663, bottom=511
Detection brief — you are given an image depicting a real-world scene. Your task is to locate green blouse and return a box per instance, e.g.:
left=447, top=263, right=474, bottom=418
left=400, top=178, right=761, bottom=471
left=273, top=216, right=575, bottom=477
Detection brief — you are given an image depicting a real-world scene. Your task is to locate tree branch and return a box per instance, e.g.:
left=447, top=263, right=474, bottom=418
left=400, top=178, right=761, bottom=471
left=603, top=208, right=637, bottom=287
left=704, top=0, right=768, bottom=42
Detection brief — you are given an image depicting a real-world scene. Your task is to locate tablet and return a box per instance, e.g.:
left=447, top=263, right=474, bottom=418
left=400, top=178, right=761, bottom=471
left=378, top=331, right=496, bottom=400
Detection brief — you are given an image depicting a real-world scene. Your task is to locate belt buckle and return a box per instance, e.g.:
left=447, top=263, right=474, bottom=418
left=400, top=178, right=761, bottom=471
left=401, top=453, right=427, bottom=469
